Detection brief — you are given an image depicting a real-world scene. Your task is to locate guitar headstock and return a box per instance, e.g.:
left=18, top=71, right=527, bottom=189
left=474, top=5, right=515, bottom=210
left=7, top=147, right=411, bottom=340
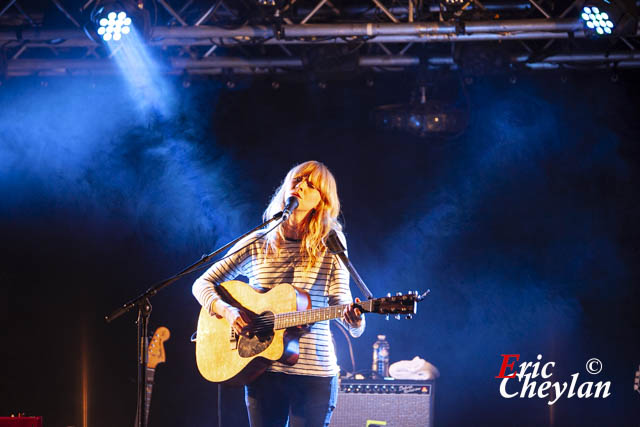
left=361, top=291, right=429, bottom=319
left=148, top=326, right=171, bottom=369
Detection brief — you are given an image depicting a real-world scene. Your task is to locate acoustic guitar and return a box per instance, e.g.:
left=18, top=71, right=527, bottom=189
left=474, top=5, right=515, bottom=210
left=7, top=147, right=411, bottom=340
left=195, top=280, right=426, bottom=385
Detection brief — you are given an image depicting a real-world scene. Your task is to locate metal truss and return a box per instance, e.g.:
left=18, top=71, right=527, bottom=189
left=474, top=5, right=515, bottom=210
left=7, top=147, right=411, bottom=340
left=0, top=0, right=639, bottom=78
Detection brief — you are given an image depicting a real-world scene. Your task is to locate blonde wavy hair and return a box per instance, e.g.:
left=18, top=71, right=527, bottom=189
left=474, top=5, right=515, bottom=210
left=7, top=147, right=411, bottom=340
left=263, top=161, right=343, bottom=271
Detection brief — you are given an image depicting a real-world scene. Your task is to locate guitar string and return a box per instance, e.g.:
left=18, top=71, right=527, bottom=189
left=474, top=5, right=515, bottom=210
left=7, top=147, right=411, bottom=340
left=235, top=301, right=377, bottom=334
left=232, top=296, right=411, bottom=333
left=241, top=304, right=349, bottom=333
left=239, top=304, right=410, bottom=333
left=233, top=305, right=348, bottom=334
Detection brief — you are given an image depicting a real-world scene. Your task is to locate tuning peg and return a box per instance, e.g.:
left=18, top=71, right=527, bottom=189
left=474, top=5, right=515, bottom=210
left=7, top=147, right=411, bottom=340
left=406, top=314, right=413, bottom=320
left=394, top=314, right=401, bottom=320
left=385, top=314, right=390, bottom=321
left=417, top=290, right=431, bottom=301
left=386, top=292, right=391, bottom=298
left=396, top=292, right=402, bottom=296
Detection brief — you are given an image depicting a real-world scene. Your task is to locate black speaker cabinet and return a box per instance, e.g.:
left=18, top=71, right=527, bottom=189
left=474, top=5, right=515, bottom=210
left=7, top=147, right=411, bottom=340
left=331, top=379, right=435, bottom=427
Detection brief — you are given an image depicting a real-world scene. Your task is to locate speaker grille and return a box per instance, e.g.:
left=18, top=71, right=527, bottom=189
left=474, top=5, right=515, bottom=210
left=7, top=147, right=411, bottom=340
left=331, top=380, right=435, bottom=427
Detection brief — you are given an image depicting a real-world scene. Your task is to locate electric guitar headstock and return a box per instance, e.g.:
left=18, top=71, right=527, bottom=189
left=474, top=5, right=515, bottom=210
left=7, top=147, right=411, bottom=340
left=359, top=290, right=430, bottom=320
left=148, top=326, right=171, bottom=369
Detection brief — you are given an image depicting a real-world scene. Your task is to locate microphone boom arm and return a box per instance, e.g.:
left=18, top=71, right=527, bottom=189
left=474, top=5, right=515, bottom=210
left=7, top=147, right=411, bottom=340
left=326, top=230, right=373, bottom=300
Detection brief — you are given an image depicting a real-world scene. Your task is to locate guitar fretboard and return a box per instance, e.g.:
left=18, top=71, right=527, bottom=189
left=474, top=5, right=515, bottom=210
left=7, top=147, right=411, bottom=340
left=273, top=300, right=372, bottom=329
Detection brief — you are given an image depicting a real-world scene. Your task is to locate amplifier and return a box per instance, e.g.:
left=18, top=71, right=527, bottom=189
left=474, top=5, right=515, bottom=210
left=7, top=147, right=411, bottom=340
left=0, top=417, right=43, bottom=427
left=331, top=379, right=435, bottom=427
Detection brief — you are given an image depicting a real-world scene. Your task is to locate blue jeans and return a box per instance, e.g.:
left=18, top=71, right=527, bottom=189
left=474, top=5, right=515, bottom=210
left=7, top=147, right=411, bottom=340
left=245, top=372, right=339, bottom=427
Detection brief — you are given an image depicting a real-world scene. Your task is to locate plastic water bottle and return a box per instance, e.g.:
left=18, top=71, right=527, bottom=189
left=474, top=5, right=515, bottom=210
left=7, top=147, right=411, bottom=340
left=372, top=335, right=390, bottom=378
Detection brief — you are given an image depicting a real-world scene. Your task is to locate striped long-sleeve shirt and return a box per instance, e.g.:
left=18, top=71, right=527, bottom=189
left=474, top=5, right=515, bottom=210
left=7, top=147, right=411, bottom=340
left=192, top=231, right=365, bottom=377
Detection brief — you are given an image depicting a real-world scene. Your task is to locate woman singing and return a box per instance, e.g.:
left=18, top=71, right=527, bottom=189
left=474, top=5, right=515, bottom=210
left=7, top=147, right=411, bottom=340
left=192, top=160, right=365, bottom=427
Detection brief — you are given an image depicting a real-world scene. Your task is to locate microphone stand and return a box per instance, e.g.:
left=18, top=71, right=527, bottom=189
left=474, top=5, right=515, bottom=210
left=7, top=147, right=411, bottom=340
left=105, top=211, right=285, bottom=427
left=326, top=230, right=373, bottom=299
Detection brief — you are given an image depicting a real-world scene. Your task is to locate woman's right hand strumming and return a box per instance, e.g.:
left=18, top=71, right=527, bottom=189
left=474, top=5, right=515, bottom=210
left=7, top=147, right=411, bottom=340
left=216, top=300, right=251, bottom=335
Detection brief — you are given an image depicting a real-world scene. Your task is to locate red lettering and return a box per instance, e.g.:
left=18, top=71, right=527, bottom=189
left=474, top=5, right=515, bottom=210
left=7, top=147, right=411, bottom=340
left=496, top=354, right=520, bottom=378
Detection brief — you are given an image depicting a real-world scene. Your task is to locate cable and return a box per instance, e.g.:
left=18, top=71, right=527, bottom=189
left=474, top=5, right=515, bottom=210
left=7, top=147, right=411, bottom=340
left=334, top=321, right=357, bottom=375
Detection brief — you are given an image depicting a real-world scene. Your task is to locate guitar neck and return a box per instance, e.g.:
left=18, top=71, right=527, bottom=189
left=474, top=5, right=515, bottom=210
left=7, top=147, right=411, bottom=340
left=274, top=300, right=373, bottom=329
left=143, top=367, right=156, bottom=427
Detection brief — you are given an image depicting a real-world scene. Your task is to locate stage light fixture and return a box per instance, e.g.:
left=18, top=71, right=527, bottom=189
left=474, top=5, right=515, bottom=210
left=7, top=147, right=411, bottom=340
left=439, top=0, right=472, bottom=20
left=373, top=86, right=469, bottom=138
left=256, top=0, right=288, bottom=7
left=442, top=0, right=466, bottom=5
left=580, top=0, right=638, bottom=37
left=97, top=11, right=132, bottom=41
left=86, top=1, right=149, bottom=43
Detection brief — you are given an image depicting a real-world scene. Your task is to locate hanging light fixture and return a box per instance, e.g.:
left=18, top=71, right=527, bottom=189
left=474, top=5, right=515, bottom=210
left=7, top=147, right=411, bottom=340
left=580, top=0, right=638, bottom=37
left=85, top=0, right=150, bottom=43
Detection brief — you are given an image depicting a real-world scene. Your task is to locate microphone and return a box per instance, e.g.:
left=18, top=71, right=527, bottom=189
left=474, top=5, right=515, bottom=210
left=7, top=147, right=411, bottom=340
left=282, top=196, right=299, bottom=221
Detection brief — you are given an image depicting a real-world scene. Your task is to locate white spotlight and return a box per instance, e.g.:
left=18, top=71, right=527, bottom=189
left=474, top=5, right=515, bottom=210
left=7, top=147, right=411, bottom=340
left=97, top=9, right=132, bottom=42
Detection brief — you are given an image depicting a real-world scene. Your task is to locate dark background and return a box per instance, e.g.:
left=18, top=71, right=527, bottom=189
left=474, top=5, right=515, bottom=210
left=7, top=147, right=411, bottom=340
left=1, top=69, right=639, bottom=426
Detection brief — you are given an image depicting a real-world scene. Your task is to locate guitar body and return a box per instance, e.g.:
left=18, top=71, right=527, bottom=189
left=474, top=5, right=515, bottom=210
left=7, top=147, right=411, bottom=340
left=195, top=280, right=310, bottom=385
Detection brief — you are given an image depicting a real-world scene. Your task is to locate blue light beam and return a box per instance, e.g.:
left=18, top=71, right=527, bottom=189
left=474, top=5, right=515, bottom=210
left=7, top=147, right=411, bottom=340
left=105, top=27, right=174, bottom=118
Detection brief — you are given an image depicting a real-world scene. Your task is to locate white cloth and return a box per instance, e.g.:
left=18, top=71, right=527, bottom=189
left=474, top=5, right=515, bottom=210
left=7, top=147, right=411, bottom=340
left=389, top=356, right=440, bottom=380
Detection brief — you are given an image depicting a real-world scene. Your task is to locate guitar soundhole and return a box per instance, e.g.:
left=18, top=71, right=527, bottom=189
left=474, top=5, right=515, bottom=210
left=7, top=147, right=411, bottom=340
left=237, top=311, right=275, bottom=358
